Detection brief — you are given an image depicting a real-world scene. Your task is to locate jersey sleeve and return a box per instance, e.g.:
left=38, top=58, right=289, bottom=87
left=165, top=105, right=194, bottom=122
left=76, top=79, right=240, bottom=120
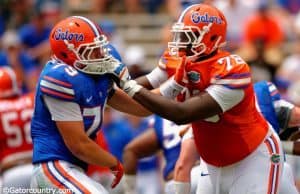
left=157, top=50, right=169, bottom=70
left=157, top=50, right=181, bottom=78
left=267, top=81, right=281, bottom=102
left=43, top=95, right=83, bottom=121
left=39, top=63, right=76, bottom=102
left=267, top=81, right=294, bottom=130
left=210, top=54, right=252, bottom=89
left=108, top=44, right=122, bottom=62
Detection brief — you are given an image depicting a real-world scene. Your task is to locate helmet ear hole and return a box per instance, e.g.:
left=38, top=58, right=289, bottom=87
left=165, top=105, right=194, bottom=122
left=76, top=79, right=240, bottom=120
left=60, top=52, right=68, bottom=58
left=210, top=35, right=218, bottom=41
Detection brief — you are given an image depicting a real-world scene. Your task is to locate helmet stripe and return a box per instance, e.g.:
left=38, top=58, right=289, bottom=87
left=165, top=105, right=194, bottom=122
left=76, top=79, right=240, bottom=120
left=72, top=16, right=100, bottom=37
left=178, top=4, right=200, bottom=22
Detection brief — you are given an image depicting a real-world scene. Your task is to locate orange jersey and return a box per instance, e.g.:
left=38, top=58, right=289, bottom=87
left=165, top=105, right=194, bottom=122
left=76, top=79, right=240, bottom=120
left=158, top=50, right=181, bottom=77
left=164, top=50, right=268, bottom=166
left=0, top=92, right=35, bottom=164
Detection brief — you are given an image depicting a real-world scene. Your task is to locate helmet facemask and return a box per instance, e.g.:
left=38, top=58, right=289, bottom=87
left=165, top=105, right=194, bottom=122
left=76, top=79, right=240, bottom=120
left=168, top=22, right=222, bottom=60
left=64, top=35, right=120, bottom=75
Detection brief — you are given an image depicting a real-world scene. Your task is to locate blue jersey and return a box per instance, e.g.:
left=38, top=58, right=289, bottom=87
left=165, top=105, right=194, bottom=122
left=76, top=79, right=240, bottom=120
left=102, top=118, right=133, bottom=162
left=18, top=24, right=51, bottom=48
left=31, top=59, right=115, bottom=170
left=153, top=116, right=182, bottom=180
left=254, top=81, right=281, bottom=133
left=129, top=116, right=160, bottom=171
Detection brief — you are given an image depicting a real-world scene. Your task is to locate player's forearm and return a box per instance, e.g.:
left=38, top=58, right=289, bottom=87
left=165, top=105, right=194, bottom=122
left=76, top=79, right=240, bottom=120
left=122, top=148, right=138, bottom=174
left=133, top=88, right=218, bottom=124
left=175, top=163, right=192, bottom=182
left=135, top=75, right=154, bottom=90
left=133, top=88, right=189, bottom=124
left=175, top=136, right=199, bottom=182
left=108, top=88, right=152, bottom=117
left=69, top=140, right=117, bottom=168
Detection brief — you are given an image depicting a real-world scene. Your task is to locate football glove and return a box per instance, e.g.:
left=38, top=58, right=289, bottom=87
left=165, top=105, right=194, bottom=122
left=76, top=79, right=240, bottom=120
left=109, top=63, right=131, bottom=88
left=110, top=160, right=124, bottom=188
left=108, top=63, right=142, bottom=97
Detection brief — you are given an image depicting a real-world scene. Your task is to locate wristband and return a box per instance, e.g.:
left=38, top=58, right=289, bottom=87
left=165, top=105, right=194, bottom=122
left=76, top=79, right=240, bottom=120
left=159, top=79, right=185, bottom=99
left=123, top=174, right=137, bottom=194
left=173, top=181, right=191, bottom=194
left=282, top=141, right=294, bottom=154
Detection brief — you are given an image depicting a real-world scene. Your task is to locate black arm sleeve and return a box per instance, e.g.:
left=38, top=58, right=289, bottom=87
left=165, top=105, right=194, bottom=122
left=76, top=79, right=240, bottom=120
left=275, top=106, right=292, bottom=131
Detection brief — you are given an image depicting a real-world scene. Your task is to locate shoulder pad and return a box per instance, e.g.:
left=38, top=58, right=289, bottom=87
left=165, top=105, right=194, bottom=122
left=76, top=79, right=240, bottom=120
left=210, top=54, right=251, bottom=89
left=39, top=61, right=78, bottom=101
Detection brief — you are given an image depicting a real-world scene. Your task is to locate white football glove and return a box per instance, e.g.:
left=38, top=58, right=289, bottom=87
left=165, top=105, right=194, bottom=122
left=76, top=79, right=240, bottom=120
left=109, top=63, right=142, bottom=97
left=123, top=174, right=137, bottom=194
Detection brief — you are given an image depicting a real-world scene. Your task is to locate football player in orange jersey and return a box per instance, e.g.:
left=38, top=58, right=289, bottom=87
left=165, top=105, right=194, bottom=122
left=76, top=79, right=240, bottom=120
left=109, top=4, right=284, bottom=194
left=0, top=67, right=35, bottom=190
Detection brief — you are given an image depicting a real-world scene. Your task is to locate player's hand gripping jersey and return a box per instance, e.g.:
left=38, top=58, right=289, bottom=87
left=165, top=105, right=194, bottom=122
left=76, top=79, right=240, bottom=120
left=31, top=59, right=115, bottom=170
left=0, top=92, right=34, bottom=168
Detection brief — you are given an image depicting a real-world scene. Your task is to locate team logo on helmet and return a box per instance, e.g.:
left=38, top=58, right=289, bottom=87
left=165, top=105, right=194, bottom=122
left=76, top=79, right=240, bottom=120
left=191, top=12, right=222, bottom=24
left=187, top=71, right=200, bottom=83
left=54, top=28, right=84, bottom=41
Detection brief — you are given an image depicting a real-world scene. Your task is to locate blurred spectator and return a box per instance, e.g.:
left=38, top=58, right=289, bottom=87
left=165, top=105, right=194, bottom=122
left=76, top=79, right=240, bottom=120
left=2, top=0, right=33, bottom=29
left=246, top=38, right=278, bottom=82
left=92, top=0, right=113, bottom=13
left=215, top=0, right=257, bottom=51
left=0, top=12, right=5, bottom=37
left=0, top=30, right=39, bottom=93
left=125, top=0, right=181, bottom=19
left=243, top=2, right=284, bottom=48
left=35, top=0, right=63, bottom=27
left=276, top=0, right=300, bottom=15
left=295, top=11, right=300, bottom=35
left=124, top=45, right=149, bottom=78
left=67, top=0, right=180, bottom=17
left=180, top=0, right=203, bottom=10
left=100, top=20, right=126, bottom=57
left=18, top=5, right=56, bottom=66
left=238, top=2, right=284, bottom=81
left=275, top=37, right=300, bottom=98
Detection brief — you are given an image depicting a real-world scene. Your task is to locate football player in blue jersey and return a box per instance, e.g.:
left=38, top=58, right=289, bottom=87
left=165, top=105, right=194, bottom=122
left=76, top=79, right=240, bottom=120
left=122, top=115, right=191, bottom=194
left=30, top=16, right=151, bottom=194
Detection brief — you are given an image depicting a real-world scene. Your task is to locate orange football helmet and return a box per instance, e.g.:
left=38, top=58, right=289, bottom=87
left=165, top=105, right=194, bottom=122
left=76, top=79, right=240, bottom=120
left=0, top=67, right=20, bottom=98
left=168, top=4, right=227, bottom=59
left=49, top=16, right=117, bottom=74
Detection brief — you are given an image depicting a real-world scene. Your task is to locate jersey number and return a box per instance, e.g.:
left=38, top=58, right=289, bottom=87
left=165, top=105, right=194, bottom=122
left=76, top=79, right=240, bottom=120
left=83, top=107, right=101, bottom=136
left=218, top=55, right=245, bottom=71
left=163, top=121, right=181, bottom=149
left=1, top=109, right=33, bottom=148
